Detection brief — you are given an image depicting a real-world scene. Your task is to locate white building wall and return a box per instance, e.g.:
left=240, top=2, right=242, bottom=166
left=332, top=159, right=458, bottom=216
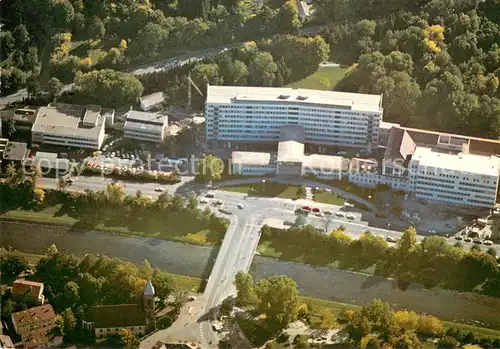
left=123, top=127, right=164, bottom=143
left=32, top=128, right=104, bottom=150
left=408, top=160, right=498, bottom=208
left=232, top=163, right=277, bottom=176
left=95, top=325, right=145, bottom=338
left=206, top=102, right=381, bottom=149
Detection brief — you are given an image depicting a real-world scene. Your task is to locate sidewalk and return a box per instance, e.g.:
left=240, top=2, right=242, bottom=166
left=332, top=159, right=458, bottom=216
left=217, top=177, right=376, bottom=211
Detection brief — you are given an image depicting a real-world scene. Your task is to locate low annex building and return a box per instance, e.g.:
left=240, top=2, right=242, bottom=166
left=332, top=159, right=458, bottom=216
left=82, top=280, right=156, bottom=338
left=232, top=125, right=345, bottom=179
left=12, top=279, right=45, bottom=305
left=124, top=110, right=168, bottom=143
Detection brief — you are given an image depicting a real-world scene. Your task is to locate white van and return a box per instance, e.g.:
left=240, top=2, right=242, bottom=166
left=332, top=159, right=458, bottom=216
left=206, top=192, right=215, bottom=198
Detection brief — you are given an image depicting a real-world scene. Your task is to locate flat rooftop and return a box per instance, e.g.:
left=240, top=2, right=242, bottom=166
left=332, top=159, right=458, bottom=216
left=2, top=141, right=29, bottom=161
left=206, top=85, right=383, bottom=113
left=277, top=140, right=305, bottom=163
left=232, top=151, right=274, bottom=166
left=140, top=92, right=165, bottom=108
left=33, top=105, right=105, bottom=139
left=126, top=110, right=167, bottom=125
left=412, top=146, right=499, bottom=177
left=303, top=154, right=346, bottom=171
left=385, top=126, right=500, bottom=162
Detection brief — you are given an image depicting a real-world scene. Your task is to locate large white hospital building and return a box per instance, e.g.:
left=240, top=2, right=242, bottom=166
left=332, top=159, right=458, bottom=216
left=205, top=85, right=383, bottom=151
left=207, top=85, right=500, bottom=209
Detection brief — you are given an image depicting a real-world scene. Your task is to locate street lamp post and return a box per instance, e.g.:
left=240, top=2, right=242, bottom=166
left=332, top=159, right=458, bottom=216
left=262, top=179, right=266, bottom=192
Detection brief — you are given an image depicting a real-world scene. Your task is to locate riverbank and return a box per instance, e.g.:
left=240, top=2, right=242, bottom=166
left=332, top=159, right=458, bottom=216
left=3, top=248, right=499, bottom=340
left=2, top=220, right=500, bottom=329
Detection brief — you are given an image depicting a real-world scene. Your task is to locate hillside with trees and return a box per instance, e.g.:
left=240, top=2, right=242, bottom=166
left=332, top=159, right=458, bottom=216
left=0, top=0, right=302, bottom=98
left=315, top=0, right=500, bottom=138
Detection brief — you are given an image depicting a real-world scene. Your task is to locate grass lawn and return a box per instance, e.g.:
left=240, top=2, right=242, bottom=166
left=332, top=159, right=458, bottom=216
left=221, top=182, right=302, bottom=200
left=286, top=66, right=348, bottom=90
left=313, top=191, right=345, bottom=205
left=0, top=203, right=225, bottom=246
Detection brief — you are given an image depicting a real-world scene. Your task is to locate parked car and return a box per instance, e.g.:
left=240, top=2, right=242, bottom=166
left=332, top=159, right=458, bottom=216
left=386, top=236, right=397, bottom=243
left=312, top=208, right=320, bottom=212
left=218, top=208, right=232, bottom=215
left=283, top=221, right=294, bottom=226
left=214, top=200, right=223, bottom=205
left=206, top=192, right=215, bottom=198
left=454, top=235, right=463, bottom=240
left=428, top=229, right=436, bottom=234
left=473, top=238, right=483, bottom=244
left=188, top=295, right=196, bottom=301
left=324, top=210, right=332, bottom=215
left=335, top=211, right=345, bottom=217
left=346, top=213, right=355, bottom=219
left=237, top=203, right=244, bottom=209
left=302, top=206, right=311, bottom=211
left=315, top=212, right=324, bottom=217
left=199, top=199, right=209, bottom=204
left=464, top=237, right=472, bottom=242
left=484, top=240, right=493, bottom=245
left=154, top=187, right=164, bottom=192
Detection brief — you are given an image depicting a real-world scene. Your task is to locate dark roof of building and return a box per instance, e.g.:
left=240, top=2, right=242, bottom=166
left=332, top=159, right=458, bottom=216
left=12, top=304, right=55, bottom=326
left=384, top=126, right=500, bottom=163
left=22, top=328, right=60, bottom=349
left=2, top=141, right=29, bottom=161
left=12, top=279, right=43, bottom=298
left=85, top=304, right=145, bottom=328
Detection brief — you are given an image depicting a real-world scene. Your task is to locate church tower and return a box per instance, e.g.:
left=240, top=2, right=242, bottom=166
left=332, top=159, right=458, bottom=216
left=143, top=280, right=156, bottom=332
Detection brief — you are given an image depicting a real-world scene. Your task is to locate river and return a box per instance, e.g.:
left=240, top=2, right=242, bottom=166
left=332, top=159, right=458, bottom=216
left=2, top=220, right=499, bottom=329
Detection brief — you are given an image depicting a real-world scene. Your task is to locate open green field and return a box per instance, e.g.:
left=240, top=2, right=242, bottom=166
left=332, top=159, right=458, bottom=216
left=313, top=191, right=345, bottom=205
left=0, top=204, right=224, bottom=246
left=221, top=182, right=302, bottom=200
left=286, top=66, right=348, bottom=90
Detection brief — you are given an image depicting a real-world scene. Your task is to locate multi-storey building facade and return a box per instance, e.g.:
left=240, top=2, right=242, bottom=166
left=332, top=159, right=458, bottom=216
left=31, top=104, right=111, bottom=150
left=408, top=147, right=499, bottom=208
left=124, top=110, right=168, bottom=143
left=205, top=85, right=383, bottom=151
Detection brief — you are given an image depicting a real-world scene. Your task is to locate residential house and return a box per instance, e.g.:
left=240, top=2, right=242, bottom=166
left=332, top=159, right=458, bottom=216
left=11, top=304, right=61, bottom=349
left=12, top=279, right=45, bottom=305
left=140, top=92, right=165, bottom=111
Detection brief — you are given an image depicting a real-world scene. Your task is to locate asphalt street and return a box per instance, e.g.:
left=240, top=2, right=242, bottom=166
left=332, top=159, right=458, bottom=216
left=35, top=175, right=500, bottom=347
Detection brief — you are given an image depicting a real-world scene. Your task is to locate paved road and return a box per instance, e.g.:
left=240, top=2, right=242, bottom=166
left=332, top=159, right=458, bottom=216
left=38, top=176, right=500, bottom=254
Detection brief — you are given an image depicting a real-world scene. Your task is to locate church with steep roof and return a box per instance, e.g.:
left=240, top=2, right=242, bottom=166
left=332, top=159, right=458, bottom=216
left=82, top=280, right=156, bottom=338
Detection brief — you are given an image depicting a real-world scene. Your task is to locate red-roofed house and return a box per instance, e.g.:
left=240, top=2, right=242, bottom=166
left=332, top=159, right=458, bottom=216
left=12, top=279, right=45, bottom=305
left=11, top=304, right=58, bottom=348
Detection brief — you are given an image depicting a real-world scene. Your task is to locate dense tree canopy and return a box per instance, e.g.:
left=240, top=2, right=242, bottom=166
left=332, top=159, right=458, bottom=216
left=318, top=0, right=500, bottom=138
left=73, top=69, right=144, bottom=109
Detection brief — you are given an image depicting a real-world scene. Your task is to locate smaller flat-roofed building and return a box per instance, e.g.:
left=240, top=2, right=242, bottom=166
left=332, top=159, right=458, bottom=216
left=0, top=138, right=8, bottom=159
left=409, top=146, right=499, bottom=208
left=140, top=92, right=165, bottom=111
left=231, top=151, right=276, bottom=175
left=303, top=154, right=346, bottom=179
left=32, top=104, right=109, bottom=150
left=12, top=279, right=45, bottom=305
left=2, top=141, right=29, bottom=163
left=124, top=110, right=168, bottom=143
left=28, top=152, right=71, bottom=174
